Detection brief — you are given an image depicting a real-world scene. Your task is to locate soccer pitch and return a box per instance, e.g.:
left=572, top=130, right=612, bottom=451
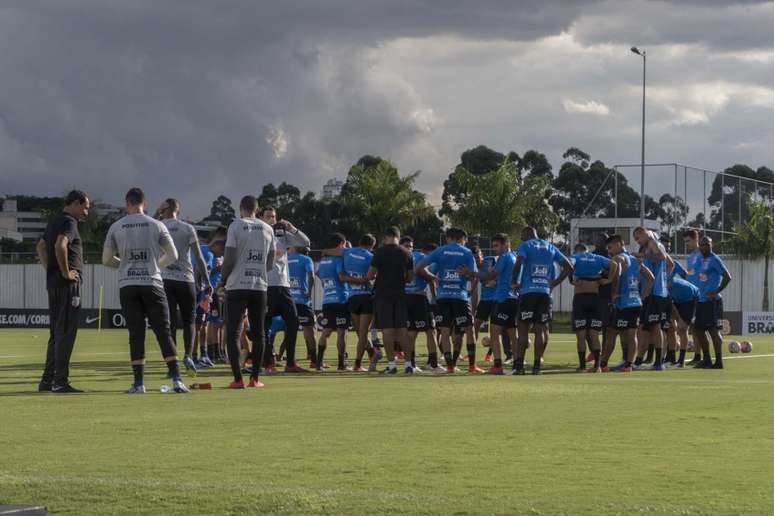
left=1, top=330, right=774, bottom=515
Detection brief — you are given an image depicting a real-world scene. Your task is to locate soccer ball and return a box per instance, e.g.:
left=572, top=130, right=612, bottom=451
left=481, top=336, right=491, bottom=347
left=740, top=341, right=753, bottom=353
left=687, top=340, right=695, bottom=352
left=728, top=341, right=741, bottom=353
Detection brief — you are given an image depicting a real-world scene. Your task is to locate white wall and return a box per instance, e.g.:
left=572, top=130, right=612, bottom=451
left=1, top=256, right=772, bottom=312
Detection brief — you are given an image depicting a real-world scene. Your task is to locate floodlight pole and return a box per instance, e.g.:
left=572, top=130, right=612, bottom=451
left=631, top=46, right=646, bottom=228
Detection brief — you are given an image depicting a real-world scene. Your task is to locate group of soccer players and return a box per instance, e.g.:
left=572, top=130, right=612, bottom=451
left=43, top=185, right=733, bottom=393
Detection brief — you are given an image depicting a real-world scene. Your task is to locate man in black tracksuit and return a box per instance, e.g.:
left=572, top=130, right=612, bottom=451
left=36, top=190, right=90, bottom=393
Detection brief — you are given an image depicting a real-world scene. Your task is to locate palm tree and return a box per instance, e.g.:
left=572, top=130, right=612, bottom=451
left=731, top=199, right=774, bottom=311
left=341, top=160, right=435, bottom=236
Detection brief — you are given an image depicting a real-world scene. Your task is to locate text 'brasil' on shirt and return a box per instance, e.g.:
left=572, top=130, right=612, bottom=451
left=288, top=252, right=314, bottom=306
left=426, top=243, right=476, bottom=301
left=318, top=255, right=348, bottom=304
left=516, top=239, right=567, bottom=295
left=343, top=247, right=373, bottom=296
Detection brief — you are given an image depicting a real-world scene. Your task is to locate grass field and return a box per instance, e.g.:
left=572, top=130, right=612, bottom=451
left=1, top=329, right=774, bottom=515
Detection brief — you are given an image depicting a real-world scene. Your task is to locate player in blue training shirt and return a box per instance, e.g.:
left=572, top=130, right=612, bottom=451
left=402, top=238, right=444, bottom=373
left=472, top=246, right=497, bottom=339
left=416, top=227, right=481, bottom=374
left=288, top=246, right=316, bottom=368
left=510, top=227, right=572, bottom=375
left=343, top=235, right=376, bottom=371
left=460, top=233, right=516, bottom=375
left=315, top=233, right=350, bottom=371
left=633, top=228, right=675, bottom=371
left=600, top=234, right=655, bottom=373
left=693, top=236, right=732, bottom=369
left=569, top=243, right=615, bottom=373
left=207, top=232, right=227, bottom=363
left=193, top=241, right=215, bottom=366
left=669, top=274, right=699, bottom=368
left=682, top=228, right=705, bottom=364
left=660, top=235, right=687, bottom=367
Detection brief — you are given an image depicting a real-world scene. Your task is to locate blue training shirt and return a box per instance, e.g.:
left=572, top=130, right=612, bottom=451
left=686, top=249, right=703, bottom=288
left=571, top=251, right=611, bottom=280
left=647, top=243, right=669, bottom=298
left=493, top=251, right=518, bottom=303
left=288, top=252, right=314, bottom=306
left=696, top=252, right=729, bottom=302
left=616, top=253, right=643, bottom=309
left=426, top=243, right=477, bottom=301
left=516, top=239, right=567, bottom=295
left=670, top=260, right=687, bottom=280
left=343, top=247, right=373, bottom=296
left=480, top=256, right=497, bottom=301
left=268, top=315, right=286, bottom=337
left=318, top=256, right=348, bottom=305
left=405, top=251, right=429, bottom=295
left=671, top=277, right=699, bottom=303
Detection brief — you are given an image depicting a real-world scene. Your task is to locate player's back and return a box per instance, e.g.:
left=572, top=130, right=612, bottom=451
left=517, top=239, right=564, bottom=294
left=480, top=256, right=497, bottom=301
left=617, top=253, right=642, bottom=309
left=428, top=243, right=475, bottom=300
left=224, top=217, right=275, bottom=291
left=106, top=213, right=170, bottom=288
left=318, top=255, right=347, bottom=304
left=161, top=218, right=196, bottom=282
left=571, top=251, right=609, bottom=280
left=288, top=252, right=313, bottom=304
left=494, top=251, right=518, bottom=302
left=343, top=247, right=373, bottom=296
left=405, top=251, right=428, bottom=295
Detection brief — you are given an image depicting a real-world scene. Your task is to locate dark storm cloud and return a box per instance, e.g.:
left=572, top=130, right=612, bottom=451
left=1, top=0, right=774, bottom=216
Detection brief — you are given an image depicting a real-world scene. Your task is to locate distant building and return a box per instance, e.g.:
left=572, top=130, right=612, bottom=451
left=92, top=201, right=124, bottom=220
left=570, top=217, right=661, bottom=250
left=0, top=199, right=46, bottom=242
left=322, top=178, right=344, bottom=199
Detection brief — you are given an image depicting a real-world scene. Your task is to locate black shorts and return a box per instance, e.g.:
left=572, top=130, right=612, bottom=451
left=694, top=298, right=723, bottom=331
left=613, top=306, right=640, bottom=330
left=347, top=294, right=374, bottom=315
left=518, top=293, right=552, bottom=324
left=296, top=304, right=315, bottom=327
left=599, top=298, right=614, bottom=328
left=374, top=296, right=408, bottom=330
left=475, top=300, right=495, bottom=322
left=406, top=294, right=434, bottom=331
left=572, top=293, right=603, bottom=331
left=492, top=298, right=519, bottom=328
left=641, top=295, right=671, bottom=330
left=436, top=298, right=473, bottom=328
left=429, top=304, right=442, bottom=326
left=673, top=299, right=696, bottom=325
left=321, top=303, right=350, bottom=329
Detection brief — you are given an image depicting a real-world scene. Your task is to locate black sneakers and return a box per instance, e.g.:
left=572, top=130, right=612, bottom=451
left=52, top=383, right=84, bottom=393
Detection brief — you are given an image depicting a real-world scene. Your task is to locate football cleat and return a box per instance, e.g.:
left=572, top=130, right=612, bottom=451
left=247, top=377, right=264, bottom=388
left=468, top=365, right=486, bottom=374
left=284, top=364, right=310, bottom=373
left=172, top=380, right=190, bottom=393
left=488, top=366, right=504, bottom=375
left=228, top=379, right=246, bottom=389
left=125, top=384, right=146, bottom=394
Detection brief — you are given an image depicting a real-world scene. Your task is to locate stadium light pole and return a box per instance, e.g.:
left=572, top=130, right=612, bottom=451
left=631, top=46, right=646, bottom=228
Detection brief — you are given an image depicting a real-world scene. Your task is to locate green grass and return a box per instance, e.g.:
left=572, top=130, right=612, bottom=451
left=1, top=329, right=774, bottom=515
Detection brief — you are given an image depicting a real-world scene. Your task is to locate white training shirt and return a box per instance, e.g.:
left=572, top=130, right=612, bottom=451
left=104, top=213, right=176, bottom=289
left=160, top=218, right=198, bottom=283
left=224, top=217, right=276, bottom=292
left=267, top=228, right=311, bottom=288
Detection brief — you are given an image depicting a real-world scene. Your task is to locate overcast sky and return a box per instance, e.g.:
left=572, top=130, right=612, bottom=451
left=2, top=1, right=774, bottom=219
